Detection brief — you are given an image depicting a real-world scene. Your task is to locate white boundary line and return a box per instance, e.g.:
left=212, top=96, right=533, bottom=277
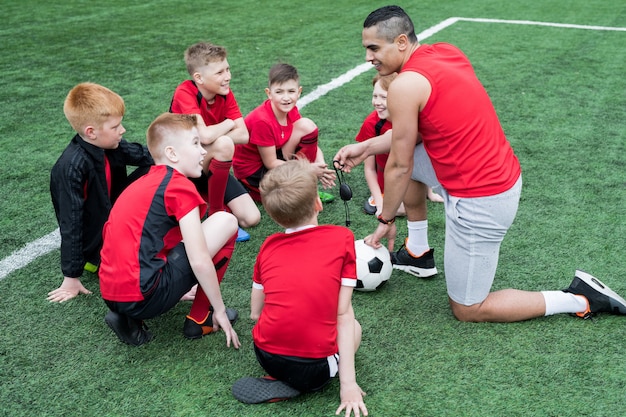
left=1, top=17, right=624, bottom=281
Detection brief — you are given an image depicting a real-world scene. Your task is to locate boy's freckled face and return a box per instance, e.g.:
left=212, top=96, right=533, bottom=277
left=175, top=127, right=206, bottom=178
left=266, top=80, right=301, bottom=115
left=93, top=115, right=125, bottom=149
left=197, top=59, right=231, bottom=96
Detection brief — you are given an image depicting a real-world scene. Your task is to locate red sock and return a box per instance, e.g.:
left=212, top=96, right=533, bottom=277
left=207, top=159, right=231, bottom=215
left=298, top=129, right=318, bottom=162
left=187, top=232, right=236, bottom=323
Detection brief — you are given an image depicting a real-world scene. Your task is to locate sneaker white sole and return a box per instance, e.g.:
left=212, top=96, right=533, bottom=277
left=393, top=264, right=438, bottom=278
left=576, top=270, right=626, bottom=314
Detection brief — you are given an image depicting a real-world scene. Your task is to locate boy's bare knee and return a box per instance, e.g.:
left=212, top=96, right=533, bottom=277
left=208, top=135, right=235, bottom=160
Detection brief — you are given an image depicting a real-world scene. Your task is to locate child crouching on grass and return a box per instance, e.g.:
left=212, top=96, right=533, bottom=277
left=99, top=113, right=239, bottom=348
left=231, top=159, right=367, bottom=417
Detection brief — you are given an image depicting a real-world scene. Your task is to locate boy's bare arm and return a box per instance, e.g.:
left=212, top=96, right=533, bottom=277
left=250, top=287, right=265, bottom=320
left=335, top=286, right=368, bottom=416
left=179, top=209, right=240, bottom=349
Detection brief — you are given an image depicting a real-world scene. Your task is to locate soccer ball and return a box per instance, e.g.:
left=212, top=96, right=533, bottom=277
left=354, top=239, right=392, bottom=292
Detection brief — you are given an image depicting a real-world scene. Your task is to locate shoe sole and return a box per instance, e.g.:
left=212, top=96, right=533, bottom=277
left=232, top=377, right=300, bottom=404
left=393, top=264, right=438, bottom=278
left=576, top=270, right=626, bottom=314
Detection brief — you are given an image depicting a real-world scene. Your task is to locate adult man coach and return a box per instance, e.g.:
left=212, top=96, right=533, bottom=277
left=334, top=5, right=626, bottom=323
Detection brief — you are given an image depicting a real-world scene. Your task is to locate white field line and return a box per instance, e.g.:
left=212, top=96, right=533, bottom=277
left=1, top=17, right=624, bottom=281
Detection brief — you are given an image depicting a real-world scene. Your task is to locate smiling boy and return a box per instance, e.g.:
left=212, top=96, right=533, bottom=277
left=232, top=63, right=335, bottom=202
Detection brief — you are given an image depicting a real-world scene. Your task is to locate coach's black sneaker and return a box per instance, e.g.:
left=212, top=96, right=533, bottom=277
left=183, top=307, right=239, bottom=339
left=390, top=241, right=437, bottom=278
left=104, top=311, right=153, bottom=346
left=563, top=270, right=626, bottom=319
left=232, top=376, right=301, bottom=404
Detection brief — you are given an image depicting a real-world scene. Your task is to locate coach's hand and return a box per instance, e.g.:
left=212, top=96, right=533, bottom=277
left=333, top=142, right=368, bottom=173
left=364, top=223, right=397, bottom=252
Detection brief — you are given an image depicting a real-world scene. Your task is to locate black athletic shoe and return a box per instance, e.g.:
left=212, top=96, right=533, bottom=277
left=183, top=307, right=239, bottom=339
left=390, top=242, right=437, bottom=278
left=363, top=196, right=376, bottom=215
left=232, top=376, right=301, bottom=404
left=563, top=270, right=626, bottom=319
left=104, top=311, right=153, bottom=346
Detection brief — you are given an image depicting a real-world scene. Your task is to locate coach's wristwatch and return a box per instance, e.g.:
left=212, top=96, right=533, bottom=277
left=377, top=214, right=396, bottom=225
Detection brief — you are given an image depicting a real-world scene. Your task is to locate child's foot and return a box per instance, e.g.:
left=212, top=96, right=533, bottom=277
left=236, top=227, right=250, bottom=242
left=232, top=376, right=301, bottom=404
left=363, top=196, right=376, bottom=215
left=318, top=191, right=335, bottom=203
left=104, top=311, right=153, bottom=346
left=183, top=307, right=239, bottom=339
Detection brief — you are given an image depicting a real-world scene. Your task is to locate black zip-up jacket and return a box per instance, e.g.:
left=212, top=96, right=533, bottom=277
left=50, top=134, right=153, bottom=278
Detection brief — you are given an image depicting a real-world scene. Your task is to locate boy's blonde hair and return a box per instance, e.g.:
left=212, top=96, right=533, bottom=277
left=260, top=159, right=318, bottom=228
left=146, top=113, right=198, bottom=160
left=372, top=72, right=397, bottom=90
left=63, top=82, right=125, bottom=133
left=184, top=42, right=227, bottom=76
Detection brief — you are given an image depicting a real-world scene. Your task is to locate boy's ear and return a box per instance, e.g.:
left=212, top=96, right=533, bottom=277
left=192, top=71, right=203, bottom=84
left=298, top=86, right=303, bottom=97
left=315, top=195, right=323, bottom=212
left=264, top=87, right=271, bottom=98
left=164, top=145, right=178, bottom=162
left=83, top=125, right=97, bottom=141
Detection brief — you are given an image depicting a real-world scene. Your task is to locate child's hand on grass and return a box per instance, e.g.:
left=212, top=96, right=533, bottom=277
left=47, top=277, right=92, bottom=303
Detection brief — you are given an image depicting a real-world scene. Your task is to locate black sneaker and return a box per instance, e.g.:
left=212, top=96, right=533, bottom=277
left=390, top=243, right=437, bottom=278
left=183, top=307, right=239, bottom=339
left=363, top=196, right=376, bottom=215
left=104, top=311, right=153, bottom=346
left=563, top=270, right=626, bottom=319
left=232, top=376, right=301, bottom=404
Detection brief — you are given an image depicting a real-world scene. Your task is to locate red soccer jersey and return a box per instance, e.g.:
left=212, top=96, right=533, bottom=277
left=99, top=165, right=207, bottom=302
left=401, top=43, right=521, bottom=197
left=170, top=79, right=242, bottom=125
left=233, top=100, right=302, bottom=179
left=355, top=110, right=391, bottom=192
left=252, top=225, right=357, bottom=358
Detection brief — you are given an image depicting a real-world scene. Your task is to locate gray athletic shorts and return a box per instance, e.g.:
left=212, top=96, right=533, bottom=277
left=412, top=145, right=522, bottom=305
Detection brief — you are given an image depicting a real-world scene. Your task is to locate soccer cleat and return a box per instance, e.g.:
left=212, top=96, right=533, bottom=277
left=232, top=376, right=301, bottom=404
left=390, top=243, right=437, bottom=278
left=363, top=196, right=376, bottom=215
left=104, top=311, right=153, bottom=346
left=563, top=270, right=626, bottom=319
left=318, top=191, right=335, bottom=203
left=183, top=307, right=239, bottom=339
left=236, top=227, right=250, bottom=243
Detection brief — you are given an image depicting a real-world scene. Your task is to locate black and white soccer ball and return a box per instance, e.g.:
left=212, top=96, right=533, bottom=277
left=354, top=239, right=392, bottom=292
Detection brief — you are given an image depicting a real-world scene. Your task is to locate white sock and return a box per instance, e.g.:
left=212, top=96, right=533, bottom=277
left=542, top=291, right=588, bottom=316
left=406, top=220, right=430, bottom=256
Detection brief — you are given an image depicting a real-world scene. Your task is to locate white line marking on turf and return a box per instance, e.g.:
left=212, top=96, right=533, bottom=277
left=1, top=17, right=624, bottom=281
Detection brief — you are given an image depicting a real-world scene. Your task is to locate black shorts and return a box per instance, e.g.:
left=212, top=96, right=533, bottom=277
left=104, top=243, right=196, bottom=320
left=189, top=172, right=248, bottom=204
left=254, top=344, right=338, bottom=393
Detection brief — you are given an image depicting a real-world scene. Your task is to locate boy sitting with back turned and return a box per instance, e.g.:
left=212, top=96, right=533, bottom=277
left=49, top=82, right=153, bottom=303
left=232, top=63, right=336, bottom=203
left=231, top=159, right=367, bottom=417
left=99, top=113, right=240, bottom=348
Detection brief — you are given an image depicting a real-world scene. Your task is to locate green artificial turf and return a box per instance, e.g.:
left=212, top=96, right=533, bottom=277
left=0, top=1, right=624, bottom=416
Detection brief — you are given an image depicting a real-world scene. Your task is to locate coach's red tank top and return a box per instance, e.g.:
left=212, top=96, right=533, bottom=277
left=401, top=43, right=521, bottom=197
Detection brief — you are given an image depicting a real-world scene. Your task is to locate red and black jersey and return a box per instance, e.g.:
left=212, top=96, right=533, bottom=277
left=170, top=79, right=242, bottom=125
left=99, top=165, right=206, bottom=302
left=252, top=225, right=356, bottom=359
